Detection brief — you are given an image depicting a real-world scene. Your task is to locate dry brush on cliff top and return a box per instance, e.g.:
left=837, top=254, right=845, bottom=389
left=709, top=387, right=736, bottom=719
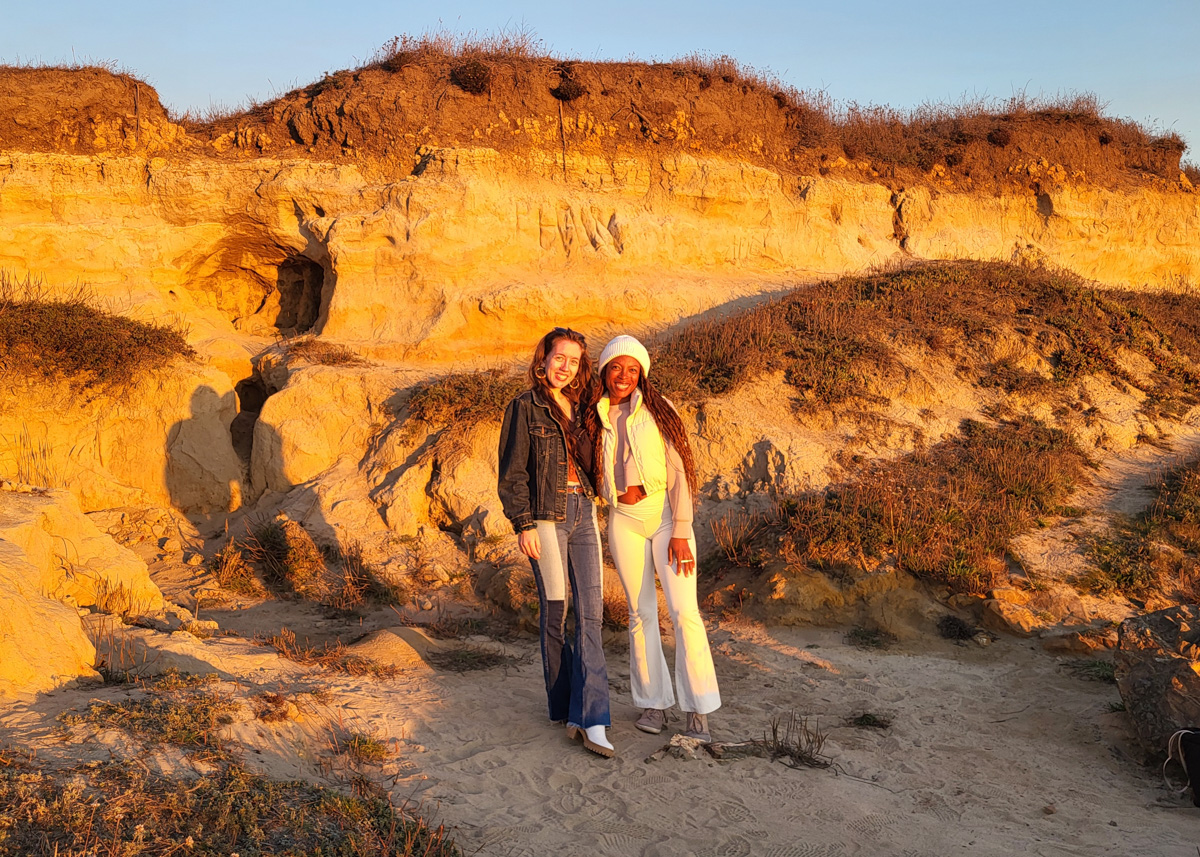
left=1, top=33, right=1191, bottom=190
left=653, top=259, right=1200, bottom=419
left=0, top=271, right=195, bottom=390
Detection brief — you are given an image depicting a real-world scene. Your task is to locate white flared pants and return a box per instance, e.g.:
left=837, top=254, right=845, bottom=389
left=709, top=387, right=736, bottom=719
left=608, top=490, right=721, bottom=715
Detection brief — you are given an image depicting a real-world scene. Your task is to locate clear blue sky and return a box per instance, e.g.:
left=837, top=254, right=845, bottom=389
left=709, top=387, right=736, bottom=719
left=5, top=1, right=1198, bottom=163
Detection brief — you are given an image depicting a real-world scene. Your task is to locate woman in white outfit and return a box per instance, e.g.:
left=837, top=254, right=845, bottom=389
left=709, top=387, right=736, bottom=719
left=586, top=335, right=721, bottom=741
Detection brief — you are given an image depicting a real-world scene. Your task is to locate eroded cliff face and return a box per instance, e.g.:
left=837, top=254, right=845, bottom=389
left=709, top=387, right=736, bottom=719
left=2, top=147, right=1196, bottom=364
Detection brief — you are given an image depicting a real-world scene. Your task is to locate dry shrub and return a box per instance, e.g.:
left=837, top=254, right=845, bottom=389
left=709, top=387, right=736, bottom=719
left=0, top=755, right=459, bottom=856
left=242, top=519, right=325, bottom=597
left=550, top=64, right=586, bottom=102
left=710, top=509, right=768, bottom=566
left=324, top=539, right=406, bottom=610
left=780, top=418, right=1089, bottom=593
left=208, top=543, right=264, bottom=596
left=0, top=271, right=194, bottom=390
left=286, top=336, right=366, bottom=366
left=450, top=59, right=491, bottom=94
left=260, top=627, right=399, bottom=678
left=653, top=261, right=1200, bottom=418
left=404, top=369, right=524, bottom=439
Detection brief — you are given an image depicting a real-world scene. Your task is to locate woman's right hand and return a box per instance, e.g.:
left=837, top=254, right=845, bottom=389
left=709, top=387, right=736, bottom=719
left=518, top=528, right=541, bottom=560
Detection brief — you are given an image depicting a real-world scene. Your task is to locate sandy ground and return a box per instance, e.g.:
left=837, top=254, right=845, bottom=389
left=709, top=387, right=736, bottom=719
left=3, top=613, right=1197, bottom=857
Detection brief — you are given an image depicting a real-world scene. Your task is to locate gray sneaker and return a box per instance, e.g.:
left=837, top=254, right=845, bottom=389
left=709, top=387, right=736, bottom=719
left=683, top=713, right=711, bottom=743
left=635, top=708, right=668, bottom=735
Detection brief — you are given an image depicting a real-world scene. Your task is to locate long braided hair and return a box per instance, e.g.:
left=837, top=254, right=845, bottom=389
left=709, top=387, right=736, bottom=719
left=529, top=327, right=594, bottom=466
left=586, top=363, right=698, bottom=496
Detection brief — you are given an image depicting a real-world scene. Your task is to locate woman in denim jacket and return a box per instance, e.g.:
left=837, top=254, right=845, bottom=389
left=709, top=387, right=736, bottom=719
left=497, top=327, right=613, bottom=757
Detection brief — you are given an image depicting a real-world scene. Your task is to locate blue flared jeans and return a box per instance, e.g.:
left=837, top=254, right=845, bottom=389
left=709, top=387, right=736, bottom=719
left=528, top=494, right=611, bottom=729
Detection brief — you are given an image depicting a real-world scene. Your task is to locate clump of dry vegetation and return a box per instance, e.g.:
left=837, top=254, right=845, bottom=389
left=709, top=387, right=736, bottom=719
left=207, top=543, right=264, bottom=596
left=846, top=711, right=893, bottom=730
left=654, top=261, right=1200, bottom=426
left=426, top=644, right=516, bottom=673
left=330, top=726, right=395, bottom=765
left=0, top=271, right=194, bottom=390
left=210, top=521, right=405, bottom=610
left=241, top=519, right=325, bottom=597
left=258, top=627, right=400, bottom=679
left=58, top=670, right=234, bottom=748
left=404, top=368, right=524, bottom=439
left=285, top=335, right=366, bottom=366
left=778, top=418, right=1089, bottom=594
left=0, top=753, right=458, bottom=856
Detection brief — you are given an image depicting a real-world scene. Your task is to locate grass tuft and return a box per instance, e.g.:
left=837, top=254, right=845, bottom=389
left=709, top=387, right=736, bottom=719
left=846, top=712, right=893, bottom=729
left=937, top=614, right=980, bottom=640
left=285, top=336, right=366, bottom=366
left=763, top=711, right=832, bottom=769
left=844, top=626, right=897, bottom=650
left=1069, top=659, right=1117, bottom=684
left=208, top=543, right=265, bottom=596
left=259, top=628, right=400, bottom=679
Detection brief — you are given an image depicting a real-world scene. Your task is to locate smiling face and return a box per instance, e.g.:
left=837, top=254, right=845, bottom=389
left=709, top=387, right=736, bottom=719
left=542, top=338, right=583, bottom=391
left=604, top=355, right=642, bottom=404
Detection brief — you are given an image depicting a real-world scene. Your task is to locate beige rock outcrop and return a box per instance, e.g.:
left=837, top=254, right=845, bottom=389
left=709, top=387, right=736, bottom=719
left=0, top=367, right=245, bottom=517
left=0, top=538, right=96, bottom=697
left=2, top=149, right=1196, bottom=365
left=0, top=486, right=164, bottom=612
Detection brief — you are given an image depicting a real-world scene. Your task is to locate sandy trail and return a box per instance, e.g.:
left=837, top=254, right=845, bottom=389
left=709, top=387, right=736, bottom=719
left=2, top=616, right=1196, bottom=856
left=330, top=622, right=1195, bottom=857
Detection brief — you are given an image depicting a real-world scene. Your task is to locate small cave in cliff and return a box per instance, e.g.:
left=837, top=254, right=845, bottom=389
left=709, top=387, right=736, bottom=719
left=230, top=376, right=269, bottom=465
left=275, top=257, right=324, bottom=334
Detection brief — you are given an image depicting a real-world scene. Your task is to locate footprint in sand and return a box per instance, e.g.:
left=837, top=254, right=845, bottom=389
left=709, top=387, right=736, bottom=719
left=715, top=801, right=756, bottom=824
left=696, top=835, right=753, bottom=857
left=764, top=846, right=846, bottom=857
left=846, top=812, right=900, bottom=838
left=574, top=818, right=656, bottom=839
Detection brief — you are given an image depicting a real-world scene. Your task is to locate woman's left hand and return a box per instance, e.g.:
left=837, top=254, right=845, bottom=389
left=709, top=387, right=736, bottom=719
left=668, top=538, right=696, bottom=576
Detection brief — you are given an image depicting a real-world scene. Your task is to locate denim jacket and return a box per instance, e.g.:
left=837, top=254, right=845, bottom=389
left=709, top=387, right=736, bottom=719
left=497, top=388, right=596, bottom=532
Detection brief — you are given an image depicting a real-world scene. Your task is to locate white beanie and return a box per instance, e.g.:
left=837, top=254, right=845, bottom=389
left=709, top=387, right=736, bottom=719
left=599, top=335, right=651, bottom=377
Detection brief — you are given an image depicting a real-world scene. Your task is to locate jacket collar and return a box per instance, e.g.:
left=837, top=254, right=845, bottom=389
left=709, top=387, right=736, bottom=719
left=596, top=388, right=643, bottom=430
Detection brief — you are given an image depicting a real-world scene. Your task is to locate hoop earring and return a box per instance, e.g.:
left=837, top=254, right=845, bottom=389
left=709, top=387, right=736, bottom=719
left=566, top=376, right=580, bottom=390
left=534, top=366, right=547, bottom=379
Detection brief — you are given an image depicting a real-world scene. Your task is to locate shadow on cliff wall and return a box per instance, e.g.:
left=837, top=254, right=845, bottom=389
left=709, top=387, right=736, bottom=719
left=165, top=385, right=246, bottom=536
